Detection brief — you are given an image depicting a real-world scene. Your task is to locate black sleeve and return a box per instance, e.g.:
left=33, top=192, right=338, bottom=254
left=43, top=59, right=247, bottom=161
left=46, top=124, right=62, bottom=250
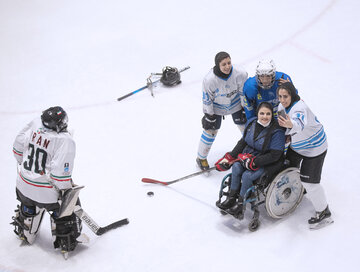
left=229, top=138, right=246, bottom=158
left=253, top=149, right=283, bottom=167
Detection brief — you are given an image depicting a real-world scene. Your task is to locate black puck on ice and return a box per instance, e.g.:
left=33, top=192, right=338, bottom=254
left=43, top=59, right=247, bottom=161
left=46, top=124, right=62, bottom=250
left=147, top=191, right=154, bottom=197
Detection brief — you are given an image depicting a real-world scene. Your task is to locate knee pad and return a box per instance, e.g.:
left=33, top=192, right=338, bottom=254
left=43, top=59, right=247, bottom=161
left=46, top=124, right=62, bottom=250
left=51, top=212, right=82, bottom=252
left=11, top=204, right=45, bottom=244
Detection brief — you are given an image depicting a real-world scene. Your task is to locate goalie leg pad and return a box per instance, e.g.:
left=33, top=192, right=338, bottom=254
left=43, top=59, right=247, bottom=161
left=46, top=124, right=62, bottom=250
left=51, top=212, right=82, bottom=252
left=11, top=204, right=45, bottom=244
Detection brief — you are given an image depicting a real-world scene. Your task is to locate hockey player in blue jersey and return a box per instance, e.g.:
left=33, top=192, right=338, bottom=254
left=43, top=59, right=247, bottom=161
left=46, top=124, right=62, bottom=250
left=243, top=59, right=292, bottom=120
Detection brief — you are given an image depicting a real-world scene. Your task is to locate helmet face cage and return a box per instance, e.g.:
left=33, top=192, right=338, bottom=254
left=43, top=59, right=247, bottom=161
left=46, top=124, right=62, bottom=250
left=255, top=60, right=276, bottom=89
left=41, top=106, right=68, bottom=133
left=160, top=66, right=181, bottom=86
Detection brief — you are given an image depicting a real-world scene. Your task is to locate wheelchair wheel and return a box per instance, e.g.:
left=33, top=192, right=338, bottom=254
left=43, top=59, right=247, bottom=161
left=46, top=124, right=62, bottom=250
left=265, top=167, right=304, bottom=219
left=248, top=219, right=260, bottom=232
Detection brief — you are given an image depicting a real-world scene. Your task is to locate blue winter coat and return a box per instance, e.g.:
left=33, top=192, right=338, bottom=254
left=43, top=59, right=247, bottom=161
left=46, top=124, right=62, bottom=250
left=230, top=118, right=285, bottom=173
left=242, top=118, right=285, bottom=155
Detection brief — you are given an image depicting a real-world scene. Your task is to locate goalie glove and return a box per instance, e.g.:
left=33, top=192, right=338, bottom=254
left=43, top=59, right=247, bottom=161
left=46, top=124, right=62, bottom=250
left=237, top=153, right=258, bottom=171
left=215, top=152, right=237, bottom=171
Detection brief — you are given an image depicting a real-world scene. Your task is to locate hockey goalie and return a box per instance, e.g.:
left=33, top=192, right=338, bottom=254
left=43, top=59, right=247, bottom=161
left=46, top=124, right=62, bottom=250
left=11, top=106, right=83, bottom=258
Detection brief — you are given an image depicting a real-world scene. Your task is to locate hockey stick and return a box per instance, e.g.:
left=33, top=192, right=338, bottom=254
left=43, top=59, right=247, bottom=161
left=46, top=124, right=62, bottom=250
left=141, top=166, right=216, bottom=186
left=46, top=177, right=129, bottom=235
left=74, top=206, right=129, bottom=236
left=116, top=66, right=190, bottom=101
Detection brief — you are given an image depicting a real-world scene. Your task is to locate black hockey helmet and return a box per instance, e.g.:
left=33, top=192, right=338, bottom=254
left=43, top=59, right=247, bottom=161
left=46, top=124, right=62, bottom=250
left=41, top=106, right=68, bottom=133
left=160, top=66, right=181, bottom=86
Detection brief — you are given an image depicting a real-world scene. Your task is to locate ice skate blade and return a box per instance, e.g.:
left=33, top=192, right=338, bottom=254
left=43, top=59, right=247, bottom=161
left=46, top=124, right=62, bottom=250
left=309, top=217, right=334, bottom=230
left=77, top=233, right=90, bottom=244
left=62, top=250, right=69, bottom=260
left=203, top=170, right=211, bottom=177
left=19, top=239, right=29, bottom=247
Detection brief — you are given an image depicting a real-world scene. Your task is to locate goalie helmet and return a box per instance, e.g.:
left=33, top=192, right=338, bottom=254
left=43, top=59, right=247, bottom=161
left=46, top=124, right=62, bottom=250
left=256, top=59, right=276, bottom=89
left=41, top=106, right=68, bottom=133
left=160, top=66, right=181, bottom=86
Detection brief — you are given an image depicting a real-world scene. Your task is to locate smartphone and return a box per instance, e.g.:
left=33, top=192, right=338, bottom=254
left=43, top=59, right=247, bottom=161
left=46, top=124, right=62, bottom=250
left=278, top=110, right=286, bottom=119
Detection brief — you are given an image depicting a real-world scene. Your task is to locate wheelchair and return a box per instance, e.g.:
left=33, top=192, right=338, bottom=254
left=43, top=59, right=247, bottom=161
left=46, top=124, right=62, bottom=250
left=217, top=166, right=304, bottom=232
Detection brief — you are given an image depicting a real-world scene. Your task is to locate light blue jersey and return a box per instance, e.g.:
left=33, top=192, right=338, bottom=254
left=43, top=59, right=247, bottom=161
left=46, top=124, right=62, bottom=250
left=202, top=65, right=248, bottom=116
left=279, top=100, right=328, bottom=157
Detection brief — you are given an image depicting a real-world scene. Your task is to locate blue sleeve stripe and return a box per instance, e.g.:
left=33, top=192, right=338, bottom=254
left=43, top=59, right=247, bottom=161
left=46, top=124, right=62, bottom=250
left=291, top=138, right=326, bottom=150
left=213, top=97, right=241, bottom=111
left=291, top=133, right=327, bottom=150
left=292, top=127, right=325, bottom=146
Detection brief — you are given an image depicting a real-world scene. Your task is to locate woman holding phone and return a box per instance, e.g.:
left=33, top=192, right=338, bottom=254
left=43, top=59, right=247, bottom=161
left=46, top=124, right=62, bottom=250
left=277, top=82, right=333, bottom=230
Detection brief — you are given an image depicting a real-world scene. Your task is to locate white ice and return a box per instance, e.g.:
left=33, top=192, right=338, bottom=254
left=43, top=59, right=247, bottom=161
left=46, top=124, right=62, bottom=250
left=0, top=0, right=359, bottom=271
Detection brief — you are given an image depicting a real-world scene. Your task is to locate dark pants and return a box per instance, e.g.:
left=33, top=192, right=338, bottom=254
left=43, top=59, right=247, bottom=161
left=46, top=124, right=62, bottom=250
left=286, top=147, right=327, bottom=184
left=16, top=188, right=60, bottom=212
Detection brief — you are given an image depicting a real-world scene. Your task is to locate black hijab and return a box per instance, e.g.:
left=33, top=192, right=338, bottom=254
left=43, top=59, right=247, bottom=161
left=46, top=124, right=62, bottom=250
left=213, top=51, right=231, bottom=79
left=277, top=82, right=300, bottom=109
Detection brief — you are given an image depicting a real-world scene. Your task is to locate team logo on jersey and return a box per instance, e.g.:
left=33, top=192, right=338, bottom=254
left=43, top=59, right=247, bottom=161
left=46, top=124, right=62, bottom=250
left=257, top=93, right=262, bottom=100
left=64, top=163, right=70, bottom=173
left=226, top=90, right=238, bottom=98
left=37, top=128, right=46, bottom=134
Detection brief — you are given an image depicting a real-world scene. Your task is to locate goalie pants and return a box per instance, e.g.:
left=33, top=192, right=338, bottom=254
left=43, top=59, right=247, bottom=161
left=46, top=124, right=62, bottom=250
left=16, top=188, right=60, bottom=211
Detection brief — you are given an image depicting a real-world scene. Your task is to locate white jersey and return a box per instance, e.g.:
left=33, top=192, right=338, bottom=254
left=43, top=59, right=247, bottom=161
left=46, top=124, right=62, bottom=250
left=13, top=117, right=75, bottom=204
left=202, top=65, right=248, bottom=116
left=278, top=100, right=327, bottom=157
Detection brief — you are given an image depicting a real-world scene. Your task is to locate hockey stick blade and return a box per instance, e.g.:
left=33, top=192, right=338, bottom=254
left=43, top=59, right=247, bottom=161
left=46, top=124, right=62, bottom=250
left=141, top=178, right=169, bottom=186
left=74, top=207, right=129, bottom=236
left=96, top=218, right=129, bottom=236
left=141, top=166, right=216, bottom=186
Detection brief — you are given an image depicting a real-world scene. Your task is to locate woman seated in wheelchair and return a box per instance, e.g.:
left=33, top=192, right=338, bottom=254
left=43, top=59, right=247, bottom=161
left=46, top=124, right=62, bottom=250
left=215, top=102, right=285, bottom=218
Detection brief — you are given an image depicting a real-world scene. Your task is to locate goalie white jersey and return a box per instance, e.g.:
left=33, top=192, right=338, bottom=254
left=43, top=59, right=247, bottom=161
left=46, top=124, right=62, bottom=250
left=202, top=65, right=248, bottom=116
left=13, top=117, right=75, bottom=204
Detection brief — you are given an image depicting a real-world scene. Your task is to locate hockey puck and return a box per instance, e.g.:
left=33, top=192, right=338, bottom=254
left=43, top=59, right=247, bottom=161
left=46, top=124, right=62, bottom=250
left=147, top=191, right=154, bottom=197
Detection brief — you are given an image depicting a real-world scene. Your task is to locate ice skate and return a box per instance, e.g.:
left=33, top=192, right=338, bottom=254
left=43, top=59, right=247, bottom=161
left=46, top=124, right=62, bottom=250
left=308, top=206, right=334, bottom=230
left=196, top=158, right=210, bottom=176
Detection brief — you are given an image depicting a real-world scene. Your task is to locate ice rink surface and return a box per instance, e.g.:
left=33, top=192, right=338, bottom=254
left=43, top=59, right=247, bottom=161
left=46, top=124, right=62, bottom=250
left=0, top=0, right=359, bottom=271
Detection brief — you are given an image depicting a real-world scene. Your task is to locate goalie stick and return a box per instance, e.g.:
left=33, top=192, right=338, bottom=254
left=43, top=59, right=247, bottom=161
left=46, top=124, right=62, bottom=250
left=46, top=177, right=129, bottom=236
left=116, top=66, right=190, bottom=101
left=141, top=167, right=216, bottom=186
left=73, top=206, right=129, bottom=236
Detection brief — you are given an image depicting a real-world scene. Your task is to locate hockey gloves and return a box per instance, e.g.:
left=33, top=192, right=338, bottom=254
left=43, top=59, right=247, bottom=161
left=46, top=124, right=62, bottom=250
left=202, top=114, right=217, bottom=130
left=215, top=152, right=237, bottom=171
left=238, top=153, right=258, bottom=171
left=239, top=109, right=247, bottom=125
